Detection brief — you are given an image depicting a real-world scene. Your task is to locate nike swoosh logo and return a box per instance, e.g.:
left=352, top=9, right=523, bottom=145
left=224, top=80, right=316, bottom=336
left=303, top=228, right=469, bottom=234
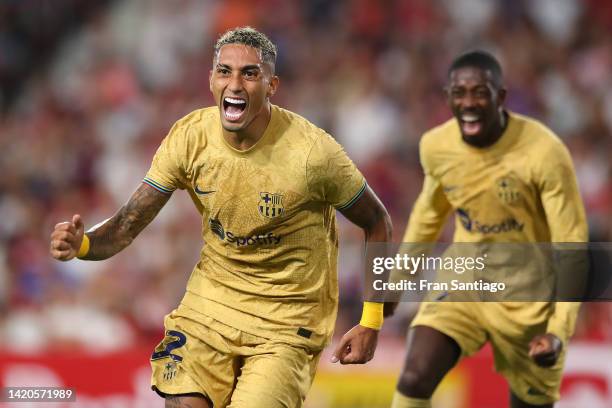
left=443, top=186, right=457, bottom=193
left=194, top=186, right=216, bottom=195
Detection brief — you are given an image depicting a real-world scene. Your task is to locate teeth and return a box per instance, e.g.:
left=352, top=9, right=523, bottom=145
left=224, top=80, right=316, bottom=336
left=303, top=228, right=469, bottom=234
left=226, top=111, right=242, bottom=119
left=224, top=97, right=246, bottom=105
left=462, top=114, right=479, bottom=122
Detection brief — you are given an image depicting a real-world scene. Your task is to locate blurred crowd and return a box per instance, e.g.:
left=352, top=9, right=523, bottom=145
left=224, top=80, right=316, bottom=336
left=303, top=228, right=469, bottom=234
left=0, top=0, right=611, bottom=352
left=0, top=0, right=115, bottom=112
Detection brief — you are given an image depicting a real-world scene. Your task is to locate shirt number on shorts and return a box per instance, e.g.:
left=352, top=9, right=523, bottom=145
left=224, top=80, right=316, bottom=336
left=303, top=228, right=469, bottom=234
left=151, top=330, right=187, bottom=362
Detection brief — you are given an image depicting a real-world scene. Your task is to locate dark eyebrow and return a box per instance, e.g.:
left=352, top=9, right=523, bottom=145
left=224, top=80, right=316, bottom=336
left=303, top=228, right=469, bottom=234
left=241, top=65, right=261, bottom=72
left=449, top=83, right=489, bottom=90
left=215, top=63, right=262, bottom=72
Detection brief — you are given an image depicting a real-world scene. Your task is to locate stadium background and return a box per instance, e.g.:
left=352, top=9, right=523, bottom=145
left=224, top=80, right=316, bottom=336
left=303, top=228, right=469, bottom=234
left=0, top=0, right=611, bottom=407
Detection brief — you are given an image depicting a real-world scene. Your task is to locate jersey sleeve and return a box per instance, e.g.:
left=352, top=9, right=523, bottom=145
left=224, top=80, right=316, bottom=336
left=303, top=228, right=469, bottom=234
left=536, top=140, right=588, bottom=243
left=306, top=133, right=366, bottom=209
left=144, top=121, right=189, bottom=193
left=402, top=137, right=452, bottom=243
left=546, top=302, right=581, bottom=341
left=535, top=139, right=588, bottom=341
left=389, top=136, right=452, bottom=285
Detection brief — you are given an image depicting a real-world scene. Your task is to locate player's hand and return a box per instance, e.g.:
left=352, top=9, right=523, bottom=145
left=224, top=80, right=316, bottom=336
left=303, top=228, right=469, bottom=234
left=331, top=324, right=379, bottom=364
left=383, top=301, right=399, bottom=318
left=528, top=333, right=562, bottom=367
left=50, top=214, right=85, bottom=261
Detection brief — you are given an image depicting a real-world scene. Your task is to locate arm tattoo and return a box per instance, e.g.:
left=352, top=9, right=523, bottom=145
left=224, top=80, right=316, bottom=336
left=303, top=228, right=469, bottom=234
left=82, top=183, right=171, bottom=260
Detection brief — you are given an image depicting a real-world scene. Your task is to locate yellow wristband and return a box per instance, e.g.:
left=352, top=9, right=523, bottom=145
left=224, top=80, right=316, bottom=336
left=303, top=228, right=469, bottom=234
left=77, top=234, right=90, bottom=258
left=359, top=302, right=384, bottom=330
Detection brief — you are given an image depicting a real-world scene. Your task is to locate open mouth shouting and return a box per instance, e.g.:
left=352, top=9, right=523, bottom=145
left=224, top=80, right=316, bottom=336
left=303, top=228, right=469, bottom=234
left=223, top=96, right=247, bottom=122
left=459, top=112, right=483, bottom=136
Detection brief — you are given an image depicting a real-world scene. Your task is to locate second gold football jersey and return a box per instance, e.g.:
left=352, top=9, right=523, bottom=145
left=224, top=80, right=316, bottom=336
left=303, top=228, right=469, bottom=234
left=403, top=111, right=588, bottom=340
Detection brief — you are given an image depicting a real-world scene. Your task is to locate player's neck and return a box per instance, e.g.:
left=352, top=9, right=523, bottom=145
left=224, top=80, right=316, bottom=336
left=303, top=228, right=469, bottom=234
left=463, top=110, right=508, bottom=148
left=223, top=104, right=272, bottom=151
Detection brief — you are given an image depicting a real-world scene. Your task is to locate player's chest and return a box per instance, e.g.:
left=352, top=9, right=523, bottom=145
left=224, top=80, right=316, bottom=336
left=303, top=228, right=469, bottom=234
left=189, top=155, right=309, bottom=223
left=435, top=152, right=537, bottom=209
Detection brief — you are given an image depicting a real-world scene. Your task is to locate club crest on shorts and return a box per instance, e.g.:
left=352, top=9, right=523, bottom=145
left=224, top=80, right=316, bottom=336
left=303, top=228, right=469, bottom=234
left=258, top=192, right=285, bottom=218
left=163, top=361, right=178, bottom=381
left=496, top=176, right=521, bottom=205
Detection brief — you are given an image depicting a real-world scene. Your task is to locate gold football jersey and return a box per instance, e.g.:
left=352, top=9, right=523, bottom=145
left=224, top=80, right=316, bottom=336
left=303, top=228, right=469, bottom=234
left=403, top=112, right=588, bottom=340
left=145, top=105, right=366, bottom=349
left=405, top=111, right=587, bottom=244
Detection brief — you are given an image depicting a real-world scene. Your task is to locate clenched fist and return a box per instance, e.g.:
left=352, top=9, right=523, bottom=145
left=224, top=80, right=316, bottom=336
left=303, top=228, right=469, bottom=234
left=529, top=333, right=562, bottom=368
left=50, top=214, right=85, bottom=261
left=331, top=325, right=379, bottom=364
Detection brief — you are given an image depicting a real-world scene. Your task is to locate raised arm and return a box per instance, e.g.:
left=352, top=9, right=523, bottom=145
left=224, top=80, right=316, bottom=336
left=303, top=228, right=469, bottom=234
left=50, top=183, right=171, bottom=261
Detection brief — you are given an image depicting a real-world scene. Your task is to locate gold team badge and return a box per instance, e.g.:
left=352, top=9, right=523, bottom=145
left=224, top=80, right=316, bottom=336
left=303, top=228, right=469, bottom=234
left=258, top=192, right=285, bottom=218
left=163, top=361, right=178, bottom=381
left=496, top=176, right=521, bottom=205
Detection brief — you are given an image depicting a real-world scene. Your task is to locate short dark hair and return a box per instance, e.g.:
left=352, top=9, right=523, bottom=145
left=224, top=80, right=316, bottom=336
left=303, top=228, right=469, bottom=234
left=214, top=26, right=277, bottom=69
left=448, top=50, right=503, bottom=87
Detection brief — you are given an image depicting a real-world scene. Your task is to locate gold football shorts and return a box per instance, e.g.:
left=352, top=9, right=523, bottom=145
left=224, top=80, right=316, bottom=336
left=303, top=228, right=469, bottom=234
left=411, top=301, right=565, bottom=405
left=151, top=305, right=321, bottom=408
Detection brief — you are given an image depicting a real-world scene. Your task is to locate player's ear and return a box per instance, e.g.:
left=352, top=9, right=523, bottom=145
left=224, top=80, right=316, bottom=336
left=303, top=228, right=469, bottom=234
left=267, top=75, right=279, bottom=98
left=209, top=70, right=214, bottom=93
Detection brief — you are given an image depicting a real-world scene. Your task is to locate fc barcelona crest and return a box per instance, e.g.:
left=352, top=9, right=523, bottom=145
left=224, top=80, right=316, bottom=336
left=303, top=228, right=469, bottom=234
left=163, top=361, right=178, bottom=381
left=496, top=176, right=521, bottom=205
left=258, top=192, right=285, bottom=218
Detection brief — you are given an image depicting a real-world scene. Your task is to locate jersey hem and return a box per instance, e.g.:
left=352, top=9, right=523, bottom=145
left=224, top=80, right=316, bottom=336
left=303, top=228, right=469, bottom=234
left=180, top=294, right=330, bottom=352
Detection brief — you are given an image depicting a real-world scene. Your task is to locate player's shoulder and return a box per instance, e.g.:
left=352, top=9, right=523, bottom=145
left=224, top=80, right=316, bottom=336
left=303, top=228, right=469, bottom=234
left=274, top=106, right=328, bottom=137
left=510, top=111, right=569, bottom=153
left=163, top=107, right=219, bottom=152
left=171, top=106, right=218, bottom=130
left=420, top=117, right=458, bottom=154
left=272, top=105, right=336, bottom=149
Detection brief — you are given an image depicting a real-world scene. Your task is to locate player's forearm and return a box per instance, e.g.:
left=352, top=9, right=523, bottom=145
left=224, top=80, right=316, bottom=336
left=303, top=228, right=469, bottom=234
left=82, top=213, right=136, bottom=261
left=547, top=302, right=581, bottom=342
left=81, top=183, right=171, bottom=260
left=340, top=186, right=392, bottom=307
left=403, top=200, right=449, bottom=243
left=545, top=246, right=587, bottom=342
left=393, top=201, right=447, bottom=281
left=402, top=176, right=451, bottom=243
left=364, top=209, right=393, bottom=243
